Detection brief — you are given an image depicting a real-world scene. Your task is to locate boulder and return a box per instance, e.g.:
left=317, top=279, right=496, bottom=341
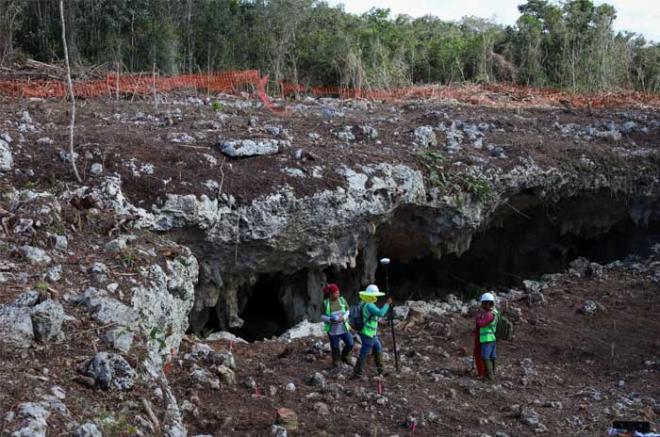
left=74, top=422, right=102, bottom=437
left=190, top=364, right=220, bottom=390
left=30, top=300, right=65, bottom=342
left=0, top=306, right=34, bottom=349
left=0, top=139, right=13, bottom=172
left=413, top=126, right=437, bottom=147
left=85, top=352, right=136, bottom=390
left=279, top=320, right=324, bottom=341
left=12, top=402, right=50, bottom=437
left=103, top=327, right=134, bottom=352
left=216, top=365, right=236, bottom=385
left=218, top=139, right=286, bottom=158
left=18, top=245, right=51, bottom=265
left=89, top=163, right=103, bottom=176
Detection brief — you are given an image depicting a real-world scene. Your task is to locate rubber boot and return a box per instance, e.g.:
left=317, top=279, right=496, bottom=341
left=331, top=347, right=341, bottom=368
left=483, top=359, right=494, bottom=381
left=491, top=358, right=496, bottom=377
left=341, top=344, right=353, bottom=365
left=351, top=356, right=365, bottom=379
left=374, top=352, right=384, bottom=375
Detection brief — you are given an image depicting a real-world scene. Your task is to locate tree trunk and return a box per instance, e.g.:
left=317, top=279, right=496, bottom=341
left=60, top=0, right=81, bottom=183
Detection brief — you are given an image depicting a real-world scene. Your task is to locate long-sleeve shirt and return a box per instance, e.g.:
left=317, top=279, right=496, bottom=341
left=321, top=299, right=350, bottom=335
left=365, top=302, right=390, bottom=318
left=475, top=310, right=495, bottom=328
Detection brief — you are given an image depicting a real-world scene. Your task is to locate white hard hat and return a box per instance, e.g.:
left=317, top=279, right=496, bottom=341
left=480, top=292, right=495, bottom=302
left=365, top=284, right=380, bottom=294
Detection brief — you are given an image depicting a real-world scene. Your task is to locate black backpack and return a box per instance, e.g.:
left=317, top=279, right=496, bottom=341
left=348, top=303, right=365, bottom=331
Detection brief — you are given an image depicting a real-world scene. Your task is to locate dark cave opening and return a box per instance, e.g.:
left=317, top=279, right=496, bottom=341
left=193, top=190, right=660, bottom=341
left=376, top=193, right=660, bottom=300
left=230, top=274, right=289, bottom=342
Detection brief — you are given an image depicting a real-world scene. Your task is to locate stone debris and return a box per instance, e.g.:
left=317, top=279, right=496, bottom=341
left=0, top=305, right=34, bottom=349
left=30, top=299, right=65, bottom=342
left=216, top=365, right=236, bottom=385
left=84, top=352, right=137, bottom=390
left=89, top=163, right=103, bottom=176
left=204, top=330, right=248, bottom=344
left=73, top=422, right=102, bottom=437
left=167, top=132, right=196, bottom=144
left=18, top=245, right=51, bottom=265
left=279, top=320, right=325, bottom=341
left=191, top=364, right=220, bottom=390
left=275, top=408, right=298, bottom=431
left=218, top=138, right=288, bottom=158
left=413, top=126, right=437, bottom=147
left=0, top=138, right=13, bottom=172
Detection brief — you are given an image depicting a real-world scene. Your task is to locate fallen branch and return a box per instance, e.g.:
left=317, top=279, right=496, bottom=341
left=141, top=397, right=161, bottom=431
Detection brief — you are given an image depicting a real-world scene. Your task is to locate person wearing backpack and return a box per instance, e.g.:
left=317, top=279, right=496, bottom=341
left=475, top=292, right=499, bottom=381
left=351, top=284, right=392, bottom=379
left=320, top=283, right=354, bottom=367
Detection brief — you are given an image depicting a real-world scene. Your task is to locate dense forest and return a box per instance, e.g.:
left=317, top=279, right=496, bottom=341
left=0, top=0, right=659, bottom=92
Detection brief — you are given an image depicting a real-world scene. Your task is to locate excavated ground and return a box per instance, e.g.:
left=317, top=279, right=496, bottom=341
left=168, top=258, right=660, bottom=436
left=1, top=93, right=658, bottom=208
left=0, top=91, right=658, bottom=436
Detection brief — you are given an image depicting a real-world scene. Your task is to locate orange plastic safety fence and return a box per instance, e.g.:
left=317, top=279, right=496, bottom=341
left=0, top=70, right=262, bottom=99
left=1, top=70, right=658, bottom=110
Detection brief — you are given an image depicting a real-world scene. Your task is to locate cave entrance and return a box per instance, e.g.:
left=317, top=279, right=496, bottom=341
left=376, top=192, right=660, bottom=300
left=231, top=274, right=289, bottom=342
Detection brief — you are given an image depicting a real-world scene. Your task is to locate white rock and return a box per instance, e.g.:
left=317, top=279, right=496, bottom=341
left=0, top=139, right=13, bottom=172
left=204, top=331, right=248, bottom=344
left=279, top=320, right=324, bottom=341
left=89, top=163, right=103, bottom=176
left=19, top=245, right=51, bottom=265
left=218, top=138, right=286, bottom=158
left=0, top=306, right=34, bottom=349
left=74, top=422, right=102, bottom=437
left=31, top=300, right=65, bottom=342
left=85, top=352, right=136, bottom=390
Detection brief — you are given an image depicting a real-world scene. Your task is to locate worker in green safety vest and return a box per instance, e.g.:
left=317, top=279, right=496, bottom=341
left=320, top=283, right=354, bottom=367
left=352, top=284, right=392, bottom=379
left=475, top=292, right=499, bottom=381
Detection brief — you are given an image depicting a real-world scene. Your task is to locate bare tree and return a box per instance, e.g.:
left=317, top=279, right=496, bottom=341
left=59, top=0, right=81, bottom=183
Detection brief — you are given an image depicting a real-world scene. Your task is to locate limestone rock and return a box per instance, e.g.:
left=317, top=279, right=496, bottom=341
left=413, top=126, right=437, bottom=147
left=30, top=300, right=65, bottom=342
left=18, top=245, right=51, bottom=265
left=0, top=139, right=13, bottom=172
left=0, top=306, right=34, bottom=349
left=218, top=138, right=286, bottom=158
left=85, top=352, right=137, bottom=390
left=279, top=320, right=324, bottom=341
left=12, top=402, right=50, bottom=437
left=191, top=364, right=220, bottom=390
left=74, top=422, right=102, bottom=437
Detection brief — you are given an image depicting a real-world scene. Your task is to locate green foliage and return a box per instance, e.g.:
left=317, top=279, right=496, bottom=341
left=418, top=150, right=447, bottom=187
left=121, top=250, right=137, bottom=269
left=97, top=411, right=138, bottom=437
left=35, top=281, right=49, bottom=293
left=2, top=0, right=658, bottom=93
left=149, top=326, right=167, bottom=352
left=459, top=175, right=492, bottom=201
left=211, top=101, right=221, bottom=112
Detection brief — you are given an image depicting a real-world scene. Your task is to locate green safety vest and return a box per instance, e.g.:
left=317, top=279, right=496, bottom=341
left=323, top=296, right=349, bottom=333
left=360, top=303, right=380, bottom=338
left=479, top=308, right=499, bottom=344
